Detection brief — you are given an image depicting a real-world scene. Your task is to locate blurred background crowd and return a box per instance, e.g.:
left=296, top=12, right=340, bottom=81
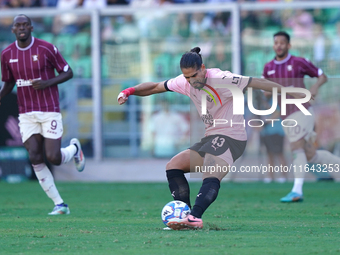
left=1, top=0, right=335, bottom=8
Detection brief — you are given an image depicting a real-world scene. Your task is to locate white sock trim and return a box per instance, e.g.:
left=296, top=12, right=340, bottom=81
left=292, top=178, right=304, bottom=195
left=61, top=144, right=77, bottom=164
left=291, top=150, right=307, bottom=195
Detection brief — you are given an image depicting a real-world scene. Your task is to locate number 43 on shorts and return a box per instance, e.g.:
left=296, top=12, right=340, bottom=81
left=211, top=136, right=225, bottom=150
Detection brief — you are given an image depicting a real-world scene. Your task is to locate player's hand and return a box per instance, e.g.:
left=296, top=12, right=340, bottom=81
left=117, top=92, right=128, bottom=105
left=31, top=79, right=49, bottom=90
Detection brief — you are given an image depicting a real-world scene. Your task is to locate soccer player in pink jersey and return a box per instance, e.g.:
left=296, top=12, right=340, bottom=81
left=263, top=31, right=339, bottom=203
left=118, top=47, right=303, bottom=230
left=0, top=15, right=86, bottom=215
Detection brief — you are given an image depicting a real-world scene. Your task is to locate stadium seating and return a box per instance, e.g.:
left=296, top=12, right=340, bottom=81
left=73, top=57, right=92, bottom=78
left=101, top=55, right=109, bottom=78
left=39, top=33, right=54, bottom=44
left=170, top=54, right=182, bottom=77
left=153, top=53, right=172, bottom=78
left=54, top=34, right=73, bottom=57
left=323, top=24, right=337, bottom=40
left=77, top=98, right=93, bottom=137
left=260, top=26, right=281, bottom=38
left=73, top=32, right=91, bottom=55
left=245, top=51, right=266, bottom=77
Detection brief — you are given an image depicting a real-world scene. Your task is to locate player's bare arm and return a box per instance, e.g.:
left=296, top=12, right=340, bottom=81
left=117, top=81, right=167, bottom=105
left=309, top=73, right=327, bottom=97
left=248, top=77, right=311, bottom=100
left=0, top=81, right=16, bottom=105
left=248, top=77, right=284, bottom=92
left=31, top=67, right=73, bottom=90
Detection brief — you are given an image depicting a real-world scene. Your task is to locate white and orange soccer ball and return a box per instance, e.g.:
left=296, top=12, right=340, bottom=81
left=161, top=200, right=191, bottom=226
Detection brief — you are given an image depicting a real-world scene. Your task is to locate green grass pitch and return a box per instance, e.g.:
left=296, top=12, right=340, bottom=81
left=0, top=181, right=339, bottom=254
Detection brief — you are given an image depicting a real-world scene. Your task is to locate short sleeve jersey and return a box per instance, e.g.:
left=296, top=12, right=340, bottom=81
left=1, top=37, right=69, bottom=114
left=262, top=54, right=322, bottom=118
left=166, top=68, right=250, bottom=141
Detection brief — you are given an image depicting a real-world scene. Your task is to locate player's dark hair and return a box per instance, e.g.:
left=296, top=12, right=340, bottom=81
left=180, top=47, right=203, bottom=70
left=273, top=31, right=290, bottom=43
left=13, top=14, right=32, bottom=25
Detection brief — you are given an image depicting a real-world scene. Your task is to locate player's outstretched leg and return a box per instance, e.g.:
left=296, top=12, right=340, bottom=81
left=70, top=138, right=85, bottom=172
left=167, top=177, right=220, bottom=230
left=281, top=149, right=305, bottom=202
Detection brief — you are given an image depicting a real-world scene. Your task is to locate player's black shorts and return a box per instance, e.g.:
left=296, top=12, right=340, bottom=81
left=189, top=135, right=247, bottom=163
left=261, top=134, right=284, bottom=154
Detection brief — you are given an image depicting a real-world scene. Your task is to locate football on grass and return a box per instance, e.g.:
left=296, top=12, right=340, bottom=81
left=161, top=200, right=191, bottom=226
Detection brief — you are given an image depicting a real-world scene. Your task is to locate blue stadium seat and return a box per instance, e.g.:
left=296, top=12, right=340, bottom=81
left=245, top=52, right=266, bottom=77
left=323, top=24, right=336, bottom=40
left=153, top=54, right=171, bottom=78
left=289, top=49, right=301, bottom=57
left=73, top=32, right=91, bottom=55
left=170, top=54, right=182, bottom=77
left=101, top=55, right=109, bottom=78
left=54, top=34, right=73, bottom=57
left=39, top=33, right=54, bottom=44
left=73, top=57, right=92, bottom=78
left=260, top=26, right=281, bottom=38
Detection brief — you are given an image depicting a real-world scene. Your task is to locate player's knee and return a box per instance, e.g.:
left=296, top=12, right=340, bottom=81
left=166, top=150, right=192, bottom=172
left=45, top=152, right=61, bottom=165
left=166, top=158, right=176, bottom=170
left=166, top=156, right=184, bottom=171
left=27, top=151, right=44, bottom=165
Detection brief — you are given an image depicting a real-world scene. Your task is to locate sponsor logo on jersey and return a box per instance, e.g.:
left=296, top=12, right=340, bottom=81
left=9, top=59, right=18, bottom=63
left=16, top=79, right=32, bottom=87
left=201, top=110, right=214, bottom=126
left=287, top=65, right=293, bottom=71
left=16, top=78, right=41, bottom=87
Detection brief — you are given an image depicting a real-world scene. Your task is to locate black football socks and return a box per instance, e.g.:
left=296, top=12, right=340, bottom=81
left=190, top=177, right=220, bottom=218
left=166, top=169, right=191, bottom=209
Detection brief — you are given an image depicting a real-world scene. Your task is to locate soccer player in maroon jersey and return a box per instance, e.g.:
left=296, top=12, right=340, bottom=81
left=263, top=31, right=340, bottom=202
left=0, top=15, right=86, bottom=215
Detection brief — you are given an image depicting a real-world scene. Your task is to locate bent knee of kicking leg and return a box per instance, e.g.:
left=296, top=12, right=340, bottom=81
left=166, top=150, right=195, bottom=172
left=166, top=156, right=188, bottom=171
left=166, top=158, right=177, bottom=170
